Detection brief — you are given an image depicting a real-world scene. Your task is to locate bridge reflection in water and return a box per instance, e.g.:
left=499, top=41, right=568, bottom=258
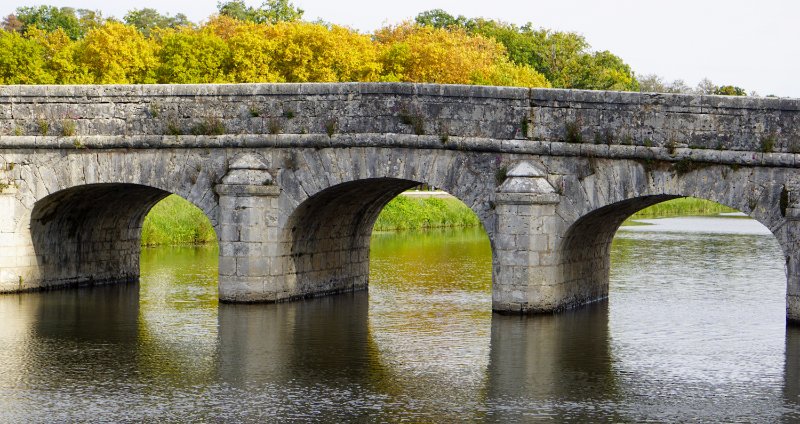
left=0, top=219, right=796, bottom=421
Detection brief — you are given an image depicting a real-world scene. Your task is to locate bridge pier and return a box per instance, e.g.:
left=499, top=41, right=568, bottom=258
left=492, top=162, right=572, bottom=313
left=216, top=154, right=283, bottom=303
left=785, top=207, right=800, bottom=324
left=0, top=184, right=36, bottom=291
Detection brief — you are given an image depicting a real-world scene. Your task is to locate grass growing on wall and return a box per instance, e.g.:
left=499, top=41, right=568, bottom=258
left=631, top=197, right=737, bottom=218
left=141, top=195, right=217, bottom=246
left=374, top=195, right=481, bottom=231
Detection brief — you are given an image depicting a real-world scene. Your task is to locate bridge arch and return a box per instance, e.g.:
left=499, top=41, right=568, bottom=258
left=25, top=183, right=218, bottom=290
left=555, top=159, right=791, bottom=315
left=281, top=178, right=492, bottom=298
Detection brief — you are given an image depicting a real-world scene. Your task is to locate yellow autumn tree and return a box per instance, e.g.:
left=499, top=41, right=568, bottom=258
left=26, top=28, right=92, bottom=84
left=258, top=21, right=381, bottom=82
left=375, top=23, right=549, bottom=88
left=220, top=19, right=281, bottom=82
left=72, top=22, right=157, bottom=84
left=0, top=29, right=53, bottom=84
left=153, top=26, right=230, bottom=83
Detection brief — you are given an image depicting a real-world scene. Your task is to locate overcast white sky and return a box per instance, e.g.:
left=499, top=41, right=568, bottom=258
left=4, top=0, right=799, bottom=97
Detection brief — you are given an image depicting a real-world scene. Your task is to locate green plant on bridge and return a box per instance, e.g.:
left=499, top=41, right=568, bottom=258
left=325, top=118, right=338, bottom=137
left=495, top=165, right=508, bottom=185
left=61, top=118, right=76, bottom=136
left=268, top=118, right=282, bottom=134
left=166, top=119, right=182, bottom=136
left=761, top=133, right=776, bottom=153
left=399, top=107, right=425, bottom=135
left=565, top=120, right=582, bottom=143
left=519, top=116, right=529, bottom=139
left=191, top=117, right=225, bottom=136
left=37, top=119, right=49, bottom=135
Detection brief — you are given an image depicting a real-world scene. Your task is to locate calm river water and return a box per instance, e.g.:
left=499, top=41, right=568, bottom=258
left=0, top=215, right=797, bottom=422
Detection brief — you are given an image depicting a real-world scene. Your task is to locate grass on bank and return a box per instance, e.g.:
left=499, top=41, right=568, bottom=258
left=373, top=195, right=481, bottom=231
left=139, top=194, right=737, bottom=246
left=630, top=197, right=736, bottom=219
left=141, top=195, right=216, bottom=246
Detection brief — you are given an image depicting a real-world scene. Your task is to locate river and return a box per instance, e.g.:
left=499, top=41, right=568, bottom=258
left=0, top=215, right=796, bottom=422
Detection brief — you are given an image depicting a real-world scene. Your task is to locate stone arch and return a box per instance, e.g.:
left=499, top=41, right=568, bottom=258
left=556, top=159, right=791, bottom=312
left=272, top=148, right=498, bottom=236
left=27, top=182, right=219, bottom=290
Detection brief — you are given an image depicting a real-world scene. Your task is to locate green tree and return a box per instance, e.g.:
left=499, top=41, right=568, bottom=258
left=563, top=50, right=639, bottom=91
left=414, top=9, right=467, bottom=29
left=714, top=85, right=747, bottom=96
left=414, top=10, right=639, bottom=91
left=26, top=27, right=92, bottom=84
left=124, top=8, right=191, bottom=36
left=14, top=5, right=100, bottom=40
left=217, top=0, right=304, bottom=24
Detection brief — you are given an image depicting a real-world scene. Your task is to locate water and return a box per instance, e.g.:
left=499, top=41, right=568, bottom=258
left=0, top=217, right=796, bottom=422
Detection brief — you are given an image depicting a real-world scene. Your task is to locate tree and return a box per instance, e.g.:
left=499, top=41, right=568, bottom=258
left=1, top=14, right=23, bottom=32
left=637, top=74, right=667, bottom=92
left=217, top=0, right=304, bottom=24
left=26, top=27, right=92, bottom=84
left=0, top=29, right=53, bottom=84
left=257, top=21, right=380, bottom=82
left=414, top=11, right=638, bottom=91
left=375, top=23, right=548, bottom=87
left=14, top=5, right=94, bottom=40
left=124, top=8, right=191, bottom=36
left=73, top=22, right=157, bottom=83
left=154, top=27, right=229, bottom=83
left=414, top=9, right=467, bottom=29
left=714, top=85, right=747, bottom=96
left=695, top=78, right=717, bottom=95
left=562, top=50, right=639, bottom=91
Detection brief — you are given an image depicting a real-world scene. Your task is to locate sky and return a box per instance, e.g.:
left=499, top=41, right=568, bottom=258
left=4, top=0, right=800, bottom=98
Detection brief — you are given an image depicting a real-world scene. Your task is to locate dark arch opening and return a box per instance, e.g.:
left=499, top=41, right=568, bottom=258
left=283, top=178, right=490, bottom=299
left=29, top=183, right=215, bottom=290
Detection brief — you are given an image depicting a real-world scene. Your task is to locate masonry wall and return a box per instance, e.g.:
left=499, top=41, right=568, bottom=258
left=0, top=83, right=798, bottom=318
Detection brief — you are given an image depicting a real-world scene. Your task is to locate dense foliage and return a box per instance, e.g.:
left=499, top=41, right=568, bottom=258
left=0, top=4, right=750, bottom=93
left=0, top=3, right=640, bottom=90
left=0, top=4, right=550, bottom=87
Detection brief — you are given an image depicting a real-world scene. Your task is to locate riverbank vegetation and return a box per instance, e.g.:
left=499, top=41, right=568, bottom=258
left=373, top=195, right=481, bottom=231
left=631, top=197, right=736, bottom=219
left=141, top=195, right=216, bottom=246
left=139, top=194, right=736, bottom=246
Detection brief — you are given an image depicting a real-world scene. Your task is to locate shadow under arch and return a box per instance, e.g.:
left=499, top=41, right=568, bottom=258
left=30, top=183, right=216, bottom=289
left=560, top=194, right=786, bottom=311
left=281, top=178, right=493, bottom=298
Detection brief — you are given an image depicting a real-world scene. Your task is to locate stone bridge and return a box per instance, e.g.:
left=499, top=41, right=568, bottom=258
left=1, top=83, right=800, bottom=321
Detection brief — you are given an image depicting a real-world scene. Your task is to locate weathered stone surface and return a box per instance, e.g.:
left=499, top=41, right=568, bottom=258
left=0, top=83, right=799, bottom=321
